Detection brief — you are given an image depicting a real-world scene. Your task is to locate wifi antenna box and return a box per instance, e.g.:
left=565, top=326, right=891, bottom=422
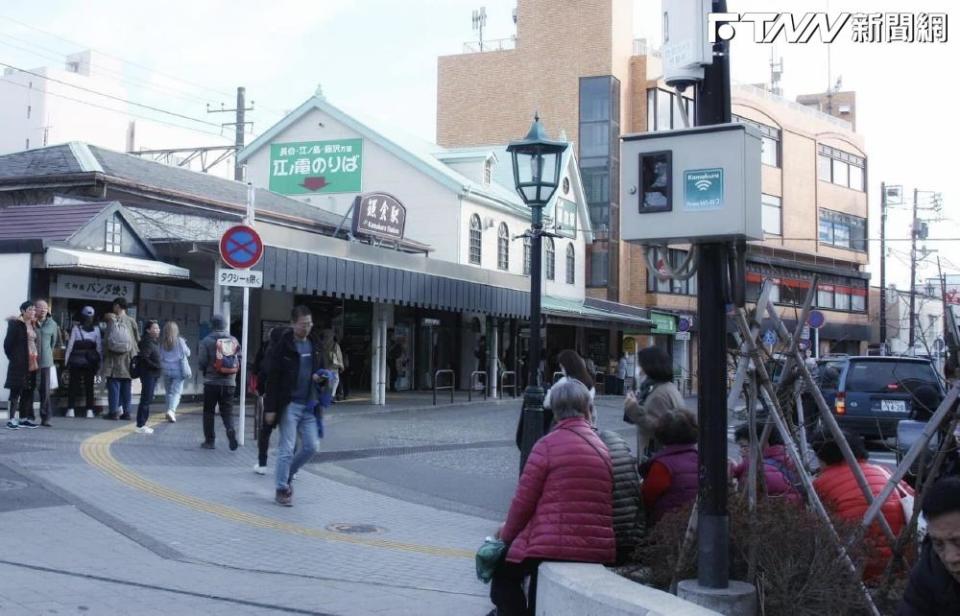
left=620, top=123, right=762, bottom=244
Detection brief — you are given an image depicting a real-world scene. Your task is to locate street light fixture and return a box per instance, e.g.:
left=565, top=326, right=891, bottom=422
left=507, top=113, right=568, bottom=471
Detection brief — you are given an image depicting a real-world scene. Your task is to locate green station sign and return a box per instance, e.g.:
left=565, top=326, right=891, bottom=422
left=269, top=138, right=363, bottom=195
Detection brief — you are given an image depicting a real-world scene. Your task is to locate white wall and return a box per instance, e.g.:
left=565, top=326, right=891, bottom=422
left=0, top=254, right=32, bottom=405
left=243, top=107, right=461, bottom=261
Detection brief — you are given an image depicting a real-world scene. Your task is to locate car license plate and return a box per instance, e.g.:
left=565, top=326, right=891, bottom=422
left=880, top=400, right=907, bottom=413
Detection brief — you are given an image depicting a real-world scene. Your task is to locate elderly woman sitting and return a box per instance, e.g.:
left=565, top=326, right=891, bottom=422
left=489, top=379, right=616, bottom=616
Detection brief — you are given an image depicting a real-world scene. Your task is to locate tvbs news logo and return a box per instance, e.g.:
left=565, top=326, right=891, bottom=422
left=708, top=12, right=948, bottom=44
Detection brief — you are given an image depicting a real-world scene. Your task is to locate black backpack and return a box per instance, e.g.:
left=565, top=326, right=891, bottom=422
left=68, top=328, right=100, bottom=370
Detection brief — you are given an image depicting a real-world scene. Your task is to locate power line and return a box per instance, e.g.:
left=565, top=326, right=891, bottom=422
left=0, top=14, right=235, bottom=100
left=0, top=33, right=218, bottom=108
left=0, top=78, right=228, bottom=139
left=0, top=61, right=224, bottom=128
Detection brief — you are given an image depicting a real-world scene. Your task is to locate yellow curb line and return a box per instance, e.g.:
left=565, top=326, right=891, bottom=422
left=79, top=416, right=473, bottom=559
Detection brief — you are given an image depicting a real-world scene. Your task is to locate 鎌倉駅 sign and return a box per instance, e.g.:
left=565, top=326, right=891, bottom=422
left=269, top=138, right=363, bottom=195
left=351, top=192, right=406, bottom=242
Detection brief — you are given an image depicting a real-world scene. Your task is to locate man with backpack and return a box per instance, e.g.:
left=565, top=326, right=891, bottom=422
left=102, top=297, right=140, bottom=421
left=197, top=314, right=241, bottom=450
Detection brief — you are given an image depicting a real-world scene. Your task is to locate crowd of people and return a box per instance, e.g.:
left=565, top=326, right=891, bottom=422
left=5, top=303, right=960, bottom=614
left=489, top=344, right=960, bottom=616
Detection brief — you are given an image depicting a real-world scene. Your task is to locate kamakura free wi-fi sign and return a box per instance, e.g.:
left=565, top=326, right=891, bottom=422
left=620, top=123, right=763, bottom=245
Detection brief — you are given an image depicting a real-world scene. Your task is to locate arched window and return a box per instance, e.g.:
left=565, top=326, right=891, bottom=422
left=545, top=237, right=556, bottom=281
left=565, top=244, right=575, bottom=284
left=469, top=214, right=482, bottom=265
left=497, top=223, right=510, bottom=271
left=523, top=235, right=532, bottom=276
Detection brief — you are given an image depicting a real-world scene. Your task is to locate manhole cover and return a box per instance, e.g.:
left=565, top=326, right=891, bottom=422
left=325, top=523, right=385, bottom=534
left=0, top=478, right=28, bottom=492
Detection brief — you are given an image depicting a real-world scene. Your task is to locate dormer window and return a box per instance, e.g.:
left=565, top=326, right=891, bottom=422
left=105, top=217, right=122, bottom=253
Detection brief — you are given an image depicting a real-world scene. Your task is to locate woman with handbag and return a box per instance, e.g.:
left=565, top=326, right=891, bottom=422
left=64, top=306, right=101, bottom=419
left=489, top=378, right=615, bottom=616
left=159, top=321, right=191, bottom=423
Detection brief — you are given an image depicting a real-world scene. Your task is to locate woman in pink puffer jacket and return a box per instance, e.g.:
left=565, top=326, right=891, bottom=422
left=489, top=379, right=616, bottom=616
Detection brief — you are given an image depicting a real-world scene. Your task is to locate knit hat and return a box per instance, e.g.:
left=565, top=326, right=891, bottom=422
left=81, top=306, right=95, bottom=317
left=211, top=314, right=226, bottom=330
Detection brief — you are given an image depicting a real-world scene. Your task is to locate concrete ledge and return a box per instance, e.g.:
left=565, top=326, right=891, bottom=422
left=536, top=563, right=723, bottom=616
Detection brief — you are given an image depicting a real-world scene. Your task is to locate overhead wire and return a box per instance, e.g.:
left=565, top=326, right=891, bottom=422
left=0, top=61, right=225, bottom=129
left=0, top=78, right=228, bottom=139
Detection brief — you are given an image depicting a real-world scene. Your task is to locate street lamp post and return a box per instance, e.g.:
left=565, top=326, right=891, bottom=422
left=507, top=114, right=568, bottom=472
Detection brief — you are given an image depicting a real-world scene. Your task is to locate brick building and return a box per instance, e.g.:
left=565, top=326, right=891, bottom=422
left=437, top=0, right=871, bottom=386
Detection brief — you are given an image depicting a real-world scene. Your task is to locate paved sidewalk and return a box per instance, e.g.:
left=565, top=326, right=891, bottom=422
left=0, top=400, right=499, bottom=615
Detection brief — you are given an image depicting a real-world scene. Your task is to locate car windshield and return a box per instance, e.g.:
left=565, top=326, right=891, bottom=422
left=844, top=360, right=939, bottom=394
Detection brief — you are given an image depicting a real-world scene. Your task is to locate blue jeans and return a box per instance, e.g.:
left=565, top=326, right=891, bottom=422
left=107, top=378, right=132, bottom=416
left=163, top=375, right=185, bottom=412
left=136, top=374, right=158, bottom=427
left=275, top=402, right=318, bottom=491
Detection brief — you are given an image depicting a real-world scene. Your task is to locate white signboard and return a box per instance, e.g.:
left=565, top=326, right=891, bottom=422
left=54, top=274, right=136, bottom=302
left=218, top=269, right=263, bottom=288
left=675, top=331, right=691, bottom=341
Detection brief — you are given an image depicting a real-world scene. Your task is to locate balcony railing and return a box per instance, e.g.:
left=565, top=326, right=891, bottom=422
left=462, top=37, right=516, bottom=53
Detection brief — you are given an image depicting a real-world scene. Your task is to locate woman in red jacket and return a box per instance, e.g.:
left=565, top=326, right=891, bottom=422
left=490, top=378, right=615, bottom=616
left=811, top=428, right=912, bottom=580
left=639, top=409, right=700, bottom=525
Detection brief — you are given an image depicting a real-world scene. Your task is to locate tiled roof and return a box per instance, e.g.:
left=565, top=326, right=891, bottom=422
left=0, top=201, right=109, bottom=241
left=0, top=144, right=87, bottom=180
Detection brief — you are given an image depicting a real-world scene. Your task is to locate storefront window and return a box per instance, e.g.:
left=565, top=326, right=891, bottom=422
left=851, top=293, right=866, bottom=312
left=835, top=289, right=851, bottom=310
left=818, top=286, right=835, bottom=308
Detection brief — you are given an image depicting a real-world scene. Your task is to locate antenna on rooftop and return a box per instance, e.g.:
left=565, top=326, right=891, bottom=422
left=472, top=6, right=487, bottom=51
left=769, top=47, right=783, bottom=96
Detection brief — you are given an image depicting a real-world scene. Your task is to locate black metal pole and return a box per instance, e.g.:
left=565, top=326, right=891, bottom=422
left=695, top=0, right=731, bottom=590
left=909, top=188, right=919, bottom=351
left=519, top=205, right=546, bottom=472
left=879, top=182, right=887, bottom=350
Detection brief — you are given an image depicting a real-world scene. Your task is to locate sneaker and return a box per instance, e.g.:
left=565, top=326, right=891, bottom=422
left=85, top=410, right=95, bottom=419
left=65, top=408, right=75, bottom=418
left=41, top=419, right=52, bottom=427
left=19, top=419, right=38, bottom=429
left=118, top=413, right=131, bottom=421
left=5, top=419, right=19, bottom=430
left=275, top=487, right=293, bottom=507
left=165, top=410, right=176, bottom=423
left=135, top=426, right=154, bottom=434
left=227, top=429, right=238, bottom=451
left=200, top=441, right=215, bottom=450
left=253, top=463, right=267, bottom=475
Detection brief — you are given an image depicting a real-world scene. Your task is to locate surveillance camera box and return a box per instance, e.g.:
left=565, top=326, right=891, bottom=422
left=620, top=123, right=762, bottom=244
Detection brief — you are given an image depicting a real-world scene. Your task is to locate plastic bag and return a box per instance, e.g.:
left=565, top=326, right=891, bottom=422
left=475, top=537, right=507, bottom=584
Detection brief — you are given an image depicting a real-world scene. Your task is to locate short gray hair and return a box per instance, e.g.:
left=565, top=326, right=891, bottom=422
left=550, top=378, right=591, bottom=420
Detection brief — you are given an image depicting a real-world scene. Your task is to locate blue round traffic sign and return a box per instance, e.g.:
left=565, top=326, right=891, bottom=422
left=219, top=224, right=263, bottom=270
left=807, top=310, right=826, bottom=330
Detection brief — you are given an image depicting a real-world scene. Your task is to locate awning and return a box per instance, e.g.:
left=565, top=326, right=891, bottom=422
left=543, top=296, right=653, bottom=329
left=44, top=247, right=191, bottom=279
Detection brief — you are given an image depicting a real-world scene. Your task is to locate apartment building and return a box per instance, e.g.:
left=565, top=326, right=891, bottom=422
left=437, top=0, right=871, bottom=384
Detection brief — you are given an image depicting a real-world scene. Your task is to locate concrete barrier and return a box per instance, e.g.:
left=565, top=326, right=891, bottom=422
left=536, top=563, right=724, bottom=616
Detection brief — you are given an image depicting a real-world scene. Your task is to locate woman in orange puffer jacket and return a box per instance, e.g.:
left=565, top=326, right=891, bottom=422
left=812, top=429, right=913, bottom=580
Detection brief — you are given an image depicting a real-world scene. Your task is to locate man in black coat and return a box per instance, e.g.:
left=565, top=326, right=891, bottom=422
left=4, top=301, right=38, bottom=430
left=899, top=477, right=960, bottom=615
left=264, top=305, right=325, bottom=507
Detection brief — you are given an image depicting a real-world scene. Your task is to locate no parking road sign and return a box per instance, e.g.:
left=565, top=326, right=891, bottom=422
left=219, top=224, right=263, bottom=270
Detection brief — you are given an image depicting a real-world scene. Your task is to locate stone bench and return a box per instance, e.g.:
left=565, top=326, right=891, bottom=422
left=536, top=562, right=724, bottom=616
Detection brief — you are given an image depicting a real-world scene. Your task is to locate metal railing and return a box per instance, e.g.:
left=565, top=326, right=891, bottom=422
left=433, top=369, right=455, bottom=405
left=468, top=371, right=488, bottom=401
left=500, top=370, right=518, bottom=398
left=462, top=36, right=516, bottom=53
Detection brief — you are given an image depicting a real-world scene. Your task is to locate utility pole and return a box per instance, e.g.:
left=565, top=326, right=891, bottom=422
left=909, top=188, right=919, bottom=351
left=695, top=0, right=732, bottom=591
left=208, top=86, right=255, bottom=181
left=879, top=182, right=887, bottom=350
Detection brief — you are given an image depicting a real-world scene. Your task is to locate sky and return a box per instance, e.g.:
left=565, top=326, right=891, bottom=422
left=0, top=0, right=956, bottom=291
